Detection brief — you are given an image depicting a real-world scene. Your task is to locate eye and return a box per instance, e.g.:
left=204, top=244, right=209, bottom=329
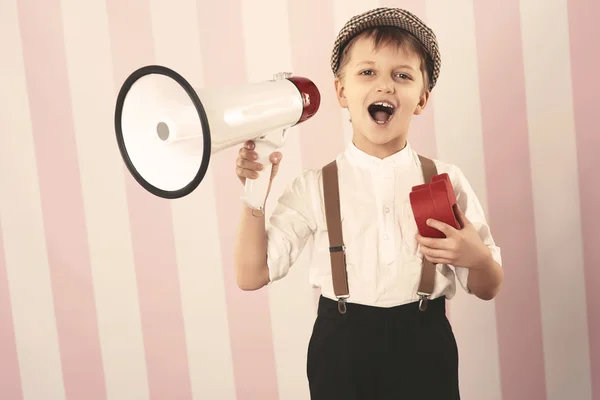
left=360, top=69, right=375, bottom=76
left=395, top=73, right=411, bottom=80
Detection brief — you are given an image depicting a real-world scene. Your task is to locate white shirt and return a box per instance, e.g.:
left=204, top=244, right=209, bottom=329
left=265, top=141, right=502, bottom=308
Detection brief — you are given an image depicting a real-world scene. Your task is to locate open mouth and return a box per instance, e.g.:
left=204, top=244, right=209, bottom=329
left=368, top=101, right=395, bottom=125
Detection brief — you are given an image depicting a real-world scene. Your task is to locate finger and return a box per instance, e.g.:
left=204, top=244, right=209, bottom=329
left=419, top=245, right=454, bottom=264
left=426, top=218, right=457, bottom=237
left=423, top=254, right=452, bottom=265
left=236, top=166, right=260, bottom=180
left=238, top=147, right=259, bottom=161
left=419, top=244, right=452, bottom=260
left=415, top=234, right=451, bottom=250
left=236, top=156, right=264, bottom=171
left=244, top=140, right=255, bottom=150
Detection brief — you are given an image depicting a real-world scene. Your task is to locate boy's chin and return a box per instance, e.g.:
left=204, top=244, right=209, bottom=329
left=354, top=129, right=405, bottom=147
left=363, top=120, right=401, bottom=139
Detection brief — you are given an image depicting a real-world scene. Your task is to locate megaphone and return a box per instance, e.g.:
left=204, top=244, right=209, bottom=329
left=114, top=64, right=320, bottom=212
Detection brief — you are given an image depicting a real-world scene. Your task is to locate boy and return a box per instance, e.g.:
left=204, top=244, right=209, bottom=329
left=233, top=7, right=503, bottom=400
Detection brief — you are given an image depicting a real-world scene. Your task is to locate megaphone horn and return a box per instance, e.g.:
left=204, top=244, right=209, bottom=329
left=114, top=65, right=321, bottom=211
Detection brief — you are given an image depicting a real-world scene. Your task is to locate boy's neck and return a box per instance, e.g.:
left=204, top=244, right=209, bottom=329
left=352, top=136, right=408, bottom=160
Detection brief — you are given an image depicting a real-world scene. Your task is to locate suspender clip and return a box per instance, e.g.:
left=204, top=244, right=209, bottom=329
left=337, top=298, right=347, bottom=314
left=337, top=296, right=349, bottom=314
left=418, top=293, right=430, bottom=312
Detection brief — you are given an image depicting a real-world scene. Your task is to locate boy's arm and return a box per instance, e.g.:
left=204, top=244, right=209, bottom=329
left=233, top=169, right=318, bottom=291
left=233, top=204, right=271, bottom=290
left=415, top=165, right=503, bottom=300
left=417, top=203, right=503, bottom=300
left=466, top=252, right=503, bottom=300
left=454, top=170, right=503, bottom=300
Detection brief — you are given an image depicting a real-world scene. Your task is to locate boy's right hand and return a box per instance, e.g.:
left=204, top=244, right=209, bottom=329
left=236, top=140, right=283, bottom=185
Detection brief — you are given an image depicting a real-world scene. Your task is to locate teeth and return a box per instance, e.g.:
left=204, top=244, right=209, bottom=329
left=372, top=101, right=394, bottom=109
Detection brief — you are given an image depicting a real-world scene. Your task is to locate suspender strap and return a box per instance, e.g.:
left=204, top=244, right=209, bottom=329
left=322, top=161, right=349, bottom=314
left=322, top=154, right=439, bottom=314
left=416, top=155, right=438, bottom=311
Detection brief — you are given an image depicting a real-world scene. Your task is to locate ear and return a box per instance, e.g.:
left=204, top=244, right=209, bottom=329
left=334, top=77, right=348, bottom=108
left=413, top=90, right=430, bottom=116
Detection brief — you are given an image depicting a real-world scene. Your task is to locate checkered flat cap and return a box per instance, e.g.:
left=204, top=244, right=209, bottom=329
left=331, top=7, right=441, bottom=90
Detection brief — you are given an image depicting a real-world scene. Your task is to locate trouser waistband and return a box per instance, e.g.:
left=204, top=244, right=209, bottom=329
left=317, top=295, right=446, bottom=319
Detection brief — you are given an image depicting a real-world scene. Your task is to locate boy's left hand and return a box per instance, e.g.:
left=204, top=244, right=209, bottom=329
left=415, top=204, right=492, bottom=270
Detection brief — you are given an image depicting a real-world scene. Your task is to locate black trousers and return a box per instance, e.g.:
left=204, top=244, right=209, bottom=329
left=307, top=295, right=460, bottom=400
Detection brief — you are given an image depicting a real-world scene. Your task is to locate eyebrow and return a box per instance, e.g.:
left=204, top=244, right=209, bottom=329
left=355, top=61, right=416, bottom=71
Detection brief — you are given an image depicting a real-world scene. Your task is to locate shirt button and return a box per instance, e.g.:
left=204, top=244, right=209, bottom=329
left=384, top=234, right=389, bottom=240
left=384, top=207, right=390, bottom=214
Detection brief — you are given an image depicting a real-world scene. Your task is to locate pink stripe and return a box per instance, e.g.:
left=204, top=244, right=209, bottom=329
left=105, top=1, right=193, bottom=398
left=472, top=2, right=546, bottom=399
left=195, top=1, right=279, bottom=398
left=378, top=1, right=438, bottom=159
left=567, top=0, right=600, bottom=396
left=0, top=225, right=23, bottom=399
left=287, top=0, right=346, bottom=169
left=286, top=0, right=347, bottom=309
left=16, top=1, right=107, bottom=398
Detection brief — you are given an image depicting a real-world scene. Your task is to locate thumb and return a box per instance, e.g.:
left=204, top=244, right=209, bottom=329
left=453, top=203, right=470, bottom=229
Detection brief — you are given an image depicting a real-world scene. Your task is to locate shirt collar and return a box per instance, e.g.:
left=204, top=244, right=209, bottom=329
left=345, top=140, right=415, bottom=168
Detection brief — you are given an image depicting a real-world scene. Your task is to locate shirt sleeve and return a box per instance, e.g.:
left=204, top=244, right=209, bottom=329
left=265, top=169, right=319, bottom=283
left=448, top=165, right=503, bottom=294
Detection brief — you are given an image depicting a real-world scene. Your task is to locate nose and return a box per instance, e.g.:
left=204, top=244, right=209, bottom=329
left=376, top=76, right=395, bottom=94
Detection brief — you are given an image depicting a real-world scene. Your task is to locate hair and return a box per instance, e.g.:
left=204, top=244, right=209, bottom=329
left=335, top=26, right=432, bottom=92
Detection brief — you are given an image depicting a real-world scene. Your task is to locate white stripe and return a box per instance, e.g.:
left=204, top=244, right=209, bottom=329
left=58, top=1, right=151, bottom=399
left=425, top=1, right=503, bottom=399
left=147, top=0, right=237, bottom=398
left=0, top=1, right=66, bottom=399
left=519, top=0, right=592, bottom=398
left=239, top=0, right=316, bottom=398
left=333, top=0, right=381, bottom=145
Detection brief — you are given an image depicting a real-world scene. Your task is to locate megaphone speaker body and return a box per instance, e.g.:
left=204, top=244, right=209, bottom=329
left=115, top=65, right=320, bottom=211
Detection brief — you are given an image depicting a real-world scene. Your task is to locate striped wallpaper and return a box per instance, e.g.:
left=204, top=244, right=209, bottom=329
left=0, top=0, right=598, bottom=399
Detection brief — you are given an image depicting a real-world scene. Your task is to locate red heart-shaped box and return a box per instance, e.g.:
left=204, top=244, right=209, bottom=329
left=409, top=173, right=461, bottom=238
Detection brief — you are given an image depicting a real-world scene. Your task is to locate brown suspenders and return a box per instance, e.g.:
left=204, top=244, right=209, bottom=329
left=322, top=161, right=350, bottom=313
left=322, top=154, right=438, bottom=314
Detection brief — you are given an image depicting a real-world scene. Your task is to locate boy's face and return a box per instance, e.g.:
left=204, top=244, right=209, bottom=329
left=334, top=34, right=429, bottom=158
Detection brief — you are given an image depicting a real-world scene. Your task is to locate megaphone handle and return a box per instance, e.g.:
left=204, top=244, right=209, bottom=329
left=241, top=140, right=278, bottom=213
